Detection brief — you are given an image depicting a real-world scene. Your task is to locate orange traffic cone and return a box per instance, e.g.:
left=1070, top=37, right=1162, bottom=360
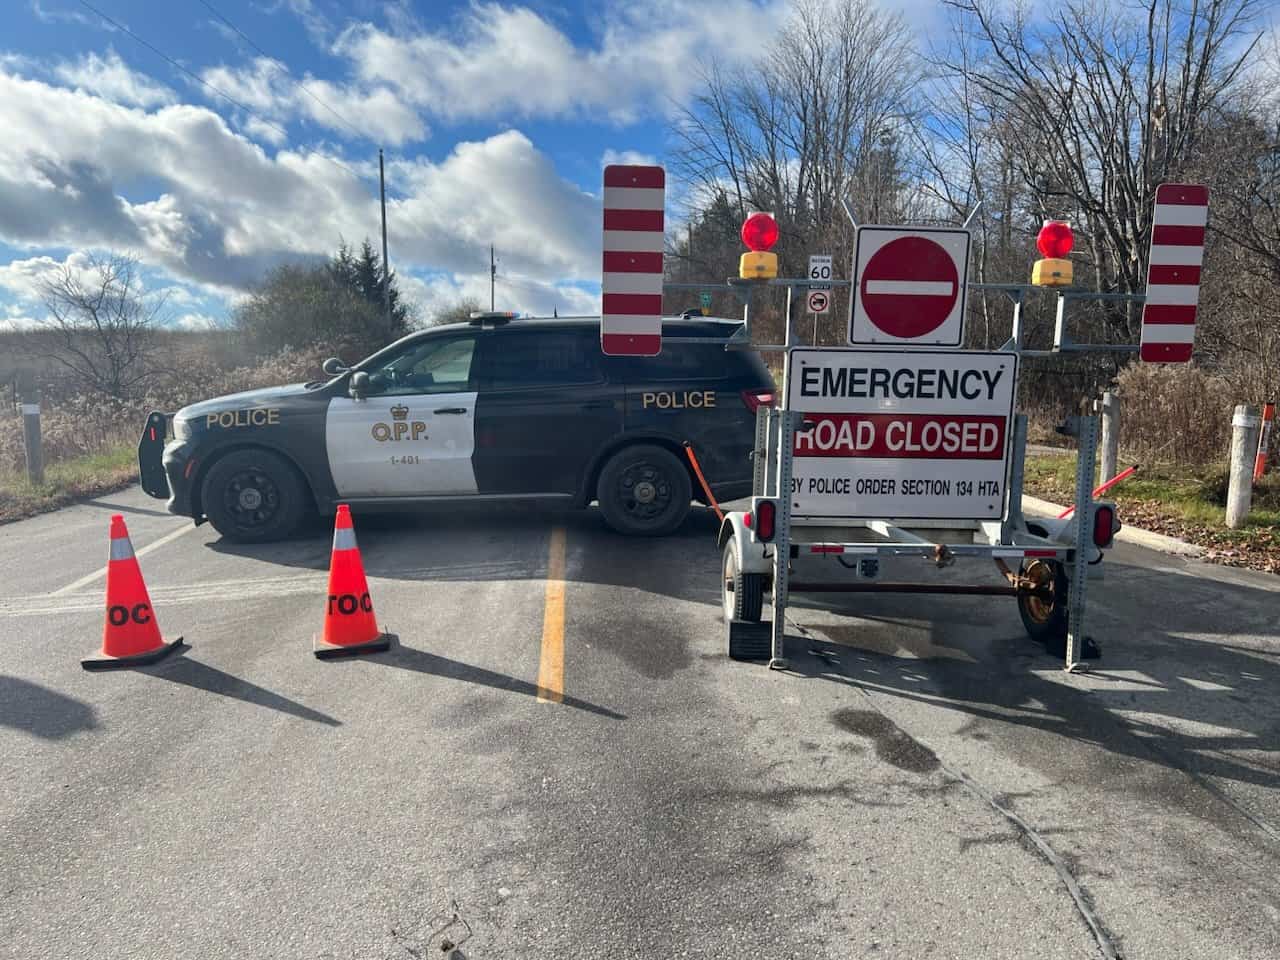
left=81, top=515, right=184, bottom=670
left=313, top=505, right=394, bottom=659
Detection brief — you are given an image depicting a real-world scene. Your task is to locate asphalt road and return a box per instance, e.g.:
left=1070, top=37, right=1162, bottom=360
left=2, top=488, right=1279, bottom=959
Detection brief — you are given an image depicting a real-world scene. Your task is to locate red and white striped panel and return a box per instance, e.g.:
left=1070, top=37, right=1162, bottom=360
left=1140, top=183, right=1209, bottom=364
left=601, top=164, right=665, bottom=356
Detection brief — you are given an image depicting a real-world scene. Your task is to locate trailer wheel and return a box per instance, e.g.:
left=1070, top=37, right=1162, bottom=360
left=722, top=538, right=765, bottom=623
left=1017, top=558, right=1069, bottom=644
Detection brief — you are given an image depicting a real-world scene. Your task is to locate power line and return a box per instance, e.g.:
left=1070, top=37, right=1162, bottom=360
left=193, top=0, right=367, bottom=143
left=76, top=0, right=369, bottom=184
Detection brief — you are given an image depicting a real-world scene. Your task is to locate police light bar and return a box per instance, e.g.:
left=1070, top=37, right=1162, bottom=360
left=469, top=311, right=517, bottom=325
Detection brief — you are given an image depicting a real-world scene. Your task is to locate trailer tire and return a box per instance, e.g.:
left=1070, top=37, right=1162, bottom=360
left=1017, top=558, right=1069, bottom=644
left=722, top=538, right=764, bottom=623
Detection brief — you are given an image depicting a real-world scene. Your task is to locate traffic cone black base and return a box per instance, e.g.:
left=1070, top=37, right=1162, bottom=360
left=81, top=637, right=185, bottom=671
left=313, top=631, right=395, bottom=660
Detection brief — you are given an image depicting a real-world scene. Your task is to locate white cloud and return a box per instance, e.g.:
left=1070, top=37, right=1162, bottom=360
left=199, top=57, right=426, bottom=146
left=272, top=0, right=331, bottom=46
left=294, top=78, right=426, bottom=144
left=334, top=0, right=789, bottom=124
left=0, top=70, right=602, bottom=318
left=54, top=50, right=175, bottom=108
left=30, top=0, right=102, bottom=29
left=244, top=115, right=289, bottom=146
left=172, top=312, right=221, bottom=330
left=406, top=270, right=598, bottom=322
left=0, top=252, right=95, bottom=303
left=200, top=57, right=287, bottom=114
left=601, top=149, right=658, bottom=168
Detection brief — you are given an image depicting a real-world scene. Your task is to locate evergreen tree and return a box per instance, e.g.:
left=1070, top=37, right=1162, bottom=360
left=327, top=239, right=413, bottom=336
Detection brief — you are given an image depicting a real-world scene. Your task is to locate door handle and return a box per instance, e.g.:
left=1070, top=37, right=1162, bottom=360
left=434, top=407, right=468, bottom=415
left=581, top=400, right=613, bottom=410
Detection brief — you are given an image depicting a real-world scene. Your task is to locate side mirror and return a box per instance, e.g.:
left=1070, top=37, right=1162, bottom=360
left=349, top=371, right=370, bottom=399
left=322, top=357, right=349, bottom=376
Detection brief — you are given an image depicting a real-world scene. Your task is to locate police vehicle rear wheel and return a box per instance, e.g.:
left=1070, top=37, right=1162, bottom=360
left=722, top=539, right=764, bottom=622
left=597, top=445, right=692, bottom=536
left=1017, top=558, right=1069, bottom=644
left=202, top=449, right=307, bottom=542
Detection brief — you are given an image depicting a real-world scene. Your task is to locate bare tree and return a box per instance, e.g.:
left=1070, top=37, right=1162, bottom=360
left=939, top=0, right=1264, bottom=344
left=669, top=0, right=922, bottom=341
left=35, top=252, right=168, bottom=398
left=430, top=296, right=485, bottom=326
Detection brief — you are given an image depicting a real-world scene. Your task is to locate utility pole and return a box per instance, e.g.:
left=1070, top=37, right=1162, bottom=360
left=379, top=148, right=391, bottom=327
left=490, top=245, right=496, bottom=311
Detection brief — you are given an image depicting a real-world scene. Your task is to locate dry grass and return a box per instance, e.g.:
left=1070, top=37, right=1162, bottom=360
left=0, top=444, right=138, bottom=523
left=1024, top=455, right=1280, bottom=574
left=0, top=342, right=338, bottom=524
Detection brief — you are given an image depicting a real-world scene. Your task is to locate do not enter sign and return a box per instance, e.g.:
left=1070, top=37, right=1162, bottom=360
left=849, top=226, right=971, bottom=347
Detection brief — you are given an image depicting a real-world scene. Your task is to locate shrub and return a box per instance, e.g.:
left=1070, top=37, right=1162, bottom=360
left=1114, top=363, right=1235, bottom=467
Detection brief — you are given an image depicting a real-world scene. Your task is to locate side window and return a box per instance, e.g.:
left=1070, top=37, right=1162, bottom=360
left=604, top=342, right=729, bottom=382
left=479, top=330, right=602, bottom=389
left=364, top=336, right=476, bottom=396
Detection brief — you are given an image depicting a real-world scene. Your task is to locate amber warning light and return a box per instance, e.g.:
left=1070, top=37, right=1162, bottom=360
left=739, top=212, right=779, bottom=280
left=1031, top=220, right=1073, bottom=286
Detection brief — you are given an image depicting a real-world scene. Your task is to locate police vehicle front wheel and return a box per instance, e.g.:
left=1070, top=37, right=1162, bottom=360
left=597, top=444, right=692, bottom=536
left=201, top=448, right=308, bottom=543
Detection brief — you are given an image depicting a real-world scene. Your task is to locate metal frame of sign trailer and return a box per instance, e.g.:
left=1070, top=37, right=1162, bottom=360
left=661, top=272, right=1130, bottom=674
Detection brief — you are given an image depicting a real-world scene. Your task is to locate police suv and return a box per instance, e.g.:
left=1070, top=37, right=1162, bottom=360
left=138, top=315, right=775, bottom=541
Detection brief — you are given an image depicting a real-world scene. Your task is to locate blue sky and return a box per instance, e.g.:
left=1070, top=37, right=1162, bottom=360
left=0, top=0, right=944, bottom=328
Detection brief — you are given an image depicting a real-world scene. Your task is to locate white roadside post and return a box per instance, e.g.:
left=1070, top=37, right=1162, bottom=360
left=1099, top=390, right=1120, bottom=484
left=18, top=369, right=43, bottom=486
left=1227, top=405, right=1262, bottom=529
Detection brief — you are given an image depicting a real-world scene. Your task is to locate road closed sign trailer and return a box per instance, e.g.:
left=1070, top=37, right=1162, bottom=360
left=787, top=347, right=1018, bottom=520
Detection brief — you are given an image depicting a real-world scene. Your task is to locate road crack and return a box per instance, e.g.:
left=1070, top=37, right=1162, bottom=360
left=794, top=621, right=1124, bottom=959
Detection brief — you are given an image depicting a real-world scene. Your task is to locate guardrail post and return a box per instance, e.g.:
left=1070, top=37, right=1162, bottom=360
left=1227, top=404, right=1261, bottom=529
left=17, top=370, right=43, bottom=486
left=1099, top=390, right=1119, bottom=486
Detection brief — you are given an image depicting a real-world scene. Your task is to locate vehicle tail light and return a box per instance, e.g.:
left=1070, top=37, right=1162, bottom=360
left=755, top=499, right=777, bottom=541
left=741, top=389, right=775, bottom=413
left=1092, top=504, right=1117, bottom=548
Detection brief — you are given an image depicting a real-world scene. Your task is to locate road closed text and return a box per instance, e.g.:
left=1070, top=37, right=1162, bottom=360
left=794, top=413, right=1005, bottom=460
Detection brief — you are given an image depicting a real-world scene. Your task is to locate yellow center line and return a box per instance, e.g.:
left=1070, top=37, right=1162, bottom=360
left=536, top=525, right=567, bottom=703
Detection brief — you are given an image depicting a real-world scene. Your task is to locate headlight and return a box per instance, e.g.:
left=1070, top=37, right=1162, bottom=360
left=172, top=415, right=192, bottom=441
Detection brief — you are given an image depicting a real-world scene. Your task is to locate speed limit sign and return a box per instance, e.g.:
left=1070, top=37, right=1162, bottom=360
left=807, top=254, right=832, bottom=315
